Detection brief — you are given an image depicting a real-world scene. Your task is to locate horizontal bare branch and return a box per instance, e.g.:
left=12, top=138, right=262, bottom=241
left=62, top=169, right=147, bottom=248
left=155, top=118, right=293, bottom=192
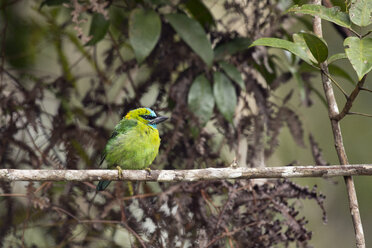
left=0, top=165, right=372, bottom=182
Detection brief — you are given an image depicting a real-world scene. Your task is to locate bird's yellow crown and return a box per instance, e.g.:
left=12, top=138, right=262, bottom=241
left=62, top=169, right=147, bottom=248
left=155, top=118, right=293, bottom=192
left=125, top=107, right=167, bottom=129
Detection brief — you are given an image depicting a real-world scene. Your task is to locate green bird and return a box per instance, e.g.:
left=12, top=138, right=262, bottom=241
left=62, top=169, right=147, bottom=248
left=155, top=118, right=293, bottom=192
left=96, top=107, right=168, bottom=191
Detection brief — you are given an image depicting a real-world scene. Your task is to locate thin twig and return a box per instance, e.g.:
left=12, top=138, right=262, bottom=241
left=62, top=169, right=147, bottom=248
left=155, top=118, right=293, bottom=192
left=321, top=69, right=348, bottom=97
left=120, top=221, right=147, bottom=248
left=359, top=87, right=372, bottom=93
left=361, top=30, right=372, bottom=38
left=22, top=119, right=63, bottom=169
left=0, top=193, right=27, bottom=197
left=334, top=75, right=367, bottom=121
left=206, top=222, right=258, bottom=247
left=52, top=206, right=81, bottom=222
left=2, top=68, right=27, bottom=91
left=122, top=192, right=158, bottom=201
left=216, top=189, right=233, bottom=228
left=51, top=200, right=146, bottom=248
left=79, top=219, right=147, bottom=248
left=313, top=1, right=365, bottom=247
left=347, top=28, right=362, bottom=38
left=347, top=112, right=372, bottom=118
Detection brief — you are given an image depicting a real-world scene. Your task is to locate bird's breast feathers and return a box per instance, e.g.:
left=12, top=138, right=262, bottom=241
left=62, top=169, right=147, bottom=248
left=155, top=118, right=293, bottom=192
left=105, top=121, right=160, bottom=169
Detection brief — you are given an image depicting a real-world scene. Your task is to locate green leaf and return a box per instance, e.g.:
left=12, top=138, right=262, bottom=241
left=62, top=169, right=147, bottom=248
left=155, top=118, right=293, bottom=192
left=85, top=13, right=110, bottom=46
left=298, top=61, right=319, bottom=73
left=301, top=32, right=328, bottom=63
left=213, top=72, right=237, bottom=122
left=250, top=38, right=312, bottom=65
left=184, top=0, right=215, bottom=28
left=40, top=0, right=68, bottom=8
left=291, top=70, right=306, bottom=102
left=145, top=0, right=170, bottom=5
left=328, top=52, right=347, bottom=64
left=288, top=4, right=352, bottom=29
left=129, top=9, right=161, bottom=63
left=297, top=65, right=327, bottom=107
left=219, top=62, right=245, bottom=90
left=349, top=0, right=372, bottom=26
left=328, top=64, right=355, bottom=85
left=166, top=13, right=213, bottom=66
left=188, top=74, right=215, bottom=124
left=292, top=33, right=317, bottom=63
left=4, top=15, right=38, bottom=68
left=214, top=38, right=251, bottom=60
left=110, top=7, right=130, bottom=34
left=344, top=37, right=372, bottom=80
left=331, top=0, right=347, bottom=11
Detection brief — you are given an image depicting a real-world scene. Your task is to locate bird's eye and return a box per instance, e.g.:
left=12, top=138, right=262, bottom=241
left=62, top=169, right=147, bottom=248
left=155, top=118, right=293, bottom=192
left=140, top=115, right=156, bottom=120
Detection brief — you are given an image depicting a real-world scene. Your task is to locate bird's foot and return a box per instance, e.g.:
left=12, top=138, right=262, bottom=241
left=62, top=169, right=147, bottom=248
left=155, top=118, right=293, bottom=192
left=116, top=166, right=123, bottom=180
left=145, top=167, right=151, bottom=177
left=230, top=158, right=238, bottom=168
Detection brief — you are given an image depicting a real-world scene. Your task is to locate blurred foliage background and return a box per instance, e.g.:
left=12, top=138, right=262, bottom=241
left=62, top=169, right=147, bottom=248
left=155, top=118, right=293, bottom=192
left=0, top=0, right=371, bottom=247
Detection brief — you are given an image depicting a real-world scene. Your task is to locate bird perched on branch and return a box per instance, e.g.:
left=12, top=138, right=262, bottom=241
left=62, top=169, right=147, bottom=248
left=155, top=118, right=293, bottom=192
left=96, top=107, right=168, bottom=191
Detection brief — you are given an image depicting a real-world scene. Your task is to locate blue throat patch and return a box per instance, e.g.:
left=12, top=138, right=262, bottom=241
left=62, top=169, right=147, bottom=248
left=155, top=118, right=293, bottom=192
left=148, top=123, right=157, bottom=129
left=146, top=108, right=157, bottom=129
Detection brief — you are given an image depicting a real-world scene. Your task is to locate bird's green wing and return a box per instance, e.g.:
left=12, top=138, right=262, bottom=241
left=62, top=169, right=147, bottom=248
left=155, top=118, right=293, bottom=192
left=99, top=130, right=117, bottom=166
left=99, top=119, right=137, bottom=166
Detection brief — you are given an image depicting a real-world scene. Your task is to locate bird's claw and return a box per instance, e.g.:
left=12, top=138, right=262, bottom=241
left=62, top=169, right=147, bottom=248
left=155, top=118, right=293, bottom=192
left=230, top=158, right=238, bottom=168
left=145, top=168, right=151, bottom=177
left=116, top=166, right=123, bottom=180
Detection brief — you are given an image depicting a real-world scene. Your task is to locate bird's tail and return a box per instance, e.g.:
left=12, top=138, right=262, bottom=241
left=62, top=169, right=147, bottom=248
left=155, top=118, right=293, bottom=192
left=96, top=180, right=111, bottom=191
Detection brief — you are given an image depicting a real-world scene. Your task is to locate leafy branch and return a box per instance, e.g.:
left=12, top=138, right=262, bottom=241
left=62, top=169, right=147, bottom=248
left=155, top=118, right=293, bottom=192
left=250, top=1, right=372, bottom=247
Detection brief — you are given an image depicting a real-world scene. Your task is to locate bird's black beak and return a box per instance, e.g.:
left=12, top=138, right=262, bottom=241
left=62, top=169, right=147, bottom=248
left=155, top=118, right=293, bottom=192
left=150, top=116, right=168, bottom=125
